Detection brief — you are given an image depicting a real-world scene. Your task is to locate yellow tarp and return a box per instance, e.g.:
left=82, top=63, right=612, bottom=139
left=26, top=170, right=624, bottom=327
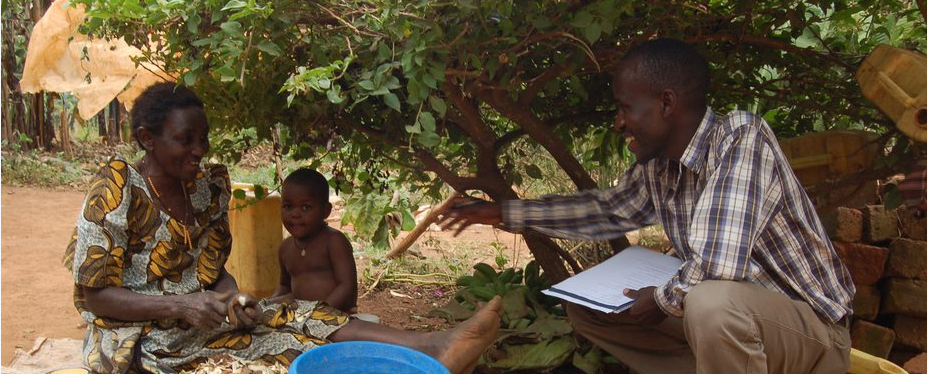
left=20, top=0, right=172, bottom=119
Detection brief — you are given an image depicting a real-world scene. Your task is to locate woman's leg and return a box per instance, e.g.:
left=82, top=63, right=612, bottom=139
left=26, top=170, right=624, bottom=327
left=327, top=296, right=502, bottom=374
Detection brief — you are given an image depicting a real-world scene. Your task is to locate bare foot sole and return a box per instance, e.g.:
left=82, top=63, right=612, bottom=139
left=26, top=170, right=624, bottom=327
left=433, top=296, right=502, bottom=374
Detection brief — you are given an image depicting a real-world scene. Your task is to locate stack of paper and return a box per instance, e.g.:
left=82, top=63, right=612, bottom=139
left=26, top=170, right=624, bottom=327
left=542, top=246, right=683, bottom=313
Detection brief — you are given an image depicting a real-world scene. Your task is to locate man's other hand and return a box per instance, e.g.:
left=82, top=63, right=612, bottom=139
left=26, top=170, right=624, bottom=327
left=623, top=286, right=667, bottom=325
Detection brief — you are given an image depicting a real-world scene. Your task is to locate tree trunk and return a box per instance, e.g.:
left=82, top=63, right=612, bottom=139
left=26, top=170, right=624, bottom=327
left=108, top=99, right=121, bottom=143
left=30, top=92, right=46, bottom=149
left=54, top=93, right=72, bottom=155
left=97, top=110, right=107, bottom=144
left=2, top=4, right=28, bottom=145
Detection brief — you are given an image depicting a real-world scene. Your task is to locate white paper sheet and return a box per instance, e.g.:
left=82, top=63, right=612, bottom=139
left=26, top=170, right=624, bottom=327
left=542, top=246, right=683, bottom=313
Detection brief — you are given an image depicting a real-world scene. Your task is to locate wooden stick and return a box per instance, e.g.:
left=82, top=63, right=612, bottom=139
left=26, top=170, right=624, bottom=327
left=385, top=193, right=460, bottom=259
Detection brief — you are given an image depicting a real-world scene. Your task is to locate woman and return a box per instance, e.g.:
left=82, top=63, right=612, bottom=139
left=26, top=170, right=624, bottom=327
left=64, top=82, right=500, bottom=374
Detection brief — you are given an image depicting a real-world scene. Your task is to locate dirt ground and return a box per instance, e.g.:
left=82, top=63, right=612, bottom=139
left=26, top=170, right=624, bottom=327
left=0, top=185, right=529, bottom=365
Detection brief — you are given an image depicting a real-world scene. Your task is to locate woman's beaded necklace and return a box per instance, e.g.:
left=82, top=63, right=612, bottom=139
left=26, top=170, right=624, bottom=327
left=146, top=173, right=193, bottom=251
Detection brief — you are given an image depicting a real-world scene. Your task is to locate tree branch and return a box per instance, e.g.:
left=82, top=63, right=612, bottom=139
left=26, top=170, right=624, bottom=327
left=475, top=88, right=599, bottom=190
left=518, top=64, right=568, bottom=107
left=442, top=75, right=497, bottom=150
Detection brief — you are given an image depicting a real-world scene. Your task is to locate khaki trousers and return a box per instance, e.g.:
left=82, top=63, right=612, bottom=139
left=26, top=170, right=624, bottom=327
left=567, top=280, right=851, bottom=374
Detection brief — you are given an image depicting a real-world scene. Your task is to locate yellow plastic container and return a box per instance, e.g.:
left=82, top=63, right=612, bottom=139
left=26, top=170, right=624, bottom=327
left=778, top=130, right=880, bottom=187
left=226, top=182, right=282, bottom=298
left=856, top=44, right=927, bottom=143
left=848, top=348, right=908, bottom=374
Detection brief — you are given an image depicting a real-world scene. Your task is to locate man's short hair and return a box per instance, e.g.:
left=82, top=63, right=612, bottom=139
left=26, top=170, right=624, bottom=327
left=283, top=168, right=329, bottom=203
left=621, top=38, right=710, bottom=108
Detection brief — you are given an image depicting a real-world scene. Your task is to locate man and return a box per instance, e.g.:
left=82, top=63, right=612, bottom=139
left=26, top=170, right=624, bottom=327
left=441, top=38, right=855, bottom=374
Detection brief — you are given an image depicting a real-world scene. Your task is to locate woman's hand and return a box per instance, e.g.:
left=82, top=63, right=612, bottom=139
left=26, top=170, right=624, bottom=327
left=173, top=291, right=229, bottom=330
left=224, top=292, right=260, bottom=329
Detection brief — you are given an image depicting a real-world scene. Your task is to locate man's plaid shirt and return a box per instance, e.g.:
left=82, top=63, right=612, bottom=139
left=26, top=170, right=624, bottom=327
left=504, top=108, right=855, bottom=323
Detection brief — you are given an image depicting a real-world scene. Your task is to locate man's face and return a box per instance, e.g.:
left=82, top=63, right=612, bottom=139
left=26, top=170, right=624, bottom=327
left=612, top=60, right=671, bottom=164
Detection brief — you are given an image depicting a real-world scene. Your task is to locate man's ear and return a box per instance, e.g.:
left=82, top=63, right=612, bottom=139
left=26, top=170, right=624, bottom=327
left=660, top=89, right=676, bottom=117
left=136, top=127, right=154, bottom=152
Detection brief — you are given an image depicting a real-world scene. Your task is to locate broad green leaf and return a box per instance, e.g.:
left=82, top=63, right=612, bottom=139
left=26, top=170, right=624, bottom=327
left=405, top=122, right=422, bottom=134
left=487, top=337, right=575, bottom=370
left=418, top=132, right=440, bottom=147
left=326, top=87, right=344, bottom=104
left=256, top=40, right=283, bottom=56
left=572, top=347, right=602, bottom=374
left=183, top=72, right=197, bottom=86
left=186, top=13, right=201, bottom=33
left=418, top=112, right=436, bottom=132
left=220, top=21, right=244, bottom=39
left=422, top=73, right=437, bottom=89
left=401, top=209, right=416, bottom=231
left=583, top=22, right=602, bottom=44
left=572, top=11, right=593, bottom=28
left=221, top=0, right=247, bottom=11
left=358, top=80, right=375, bottom=90
left=428, top=96, right=447, bottom=117
left=383, top=93, right=401, bottom=111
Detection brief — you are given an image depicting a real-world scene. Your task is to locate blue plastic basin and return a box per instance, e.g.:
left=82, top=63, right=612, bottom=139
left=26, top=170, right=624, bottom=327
left=289, top=341, right=451, bottom=374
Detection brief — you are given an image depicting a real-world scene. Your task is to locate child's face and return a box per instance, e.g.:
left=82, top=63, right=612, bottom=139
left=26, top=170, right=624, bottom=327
left=281, top=182, right=331, bottom=239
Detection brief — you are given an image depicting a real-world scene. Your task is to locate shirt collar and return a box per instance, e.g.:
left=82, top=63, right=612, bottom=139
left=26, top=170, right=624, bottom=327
left=679, top=107, right=716, bottom=174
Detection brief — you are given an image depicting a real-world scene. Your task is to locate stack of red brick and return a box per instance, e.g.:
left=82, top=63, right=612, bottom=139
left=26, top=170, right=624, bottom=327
left=822, top=204, right=926, bottom=372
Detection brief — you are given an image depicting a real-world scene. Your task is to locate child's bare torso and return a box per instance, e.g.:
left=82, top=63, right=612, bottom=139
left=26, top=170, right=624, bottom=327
left=281, top=227, right=350, bottom=305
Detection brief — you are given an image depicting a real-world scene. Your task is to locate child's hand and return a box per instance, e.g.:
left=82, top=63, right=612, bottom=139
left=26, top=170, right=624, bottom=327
left=226, top=292, right=260, bottom=329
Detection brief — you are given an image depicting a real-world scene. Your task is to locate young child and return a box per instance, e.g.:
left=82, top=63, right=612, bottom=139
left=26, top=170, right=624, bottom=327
left=272, top=168, right=358, bottom=313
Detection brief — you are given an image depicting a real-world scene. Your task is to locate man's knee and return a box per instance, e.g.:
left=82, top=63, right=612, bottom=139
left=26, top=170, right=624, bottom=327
left=566, top=302, right=596, bottom=334
left=684, top=281, right=750, bottom=334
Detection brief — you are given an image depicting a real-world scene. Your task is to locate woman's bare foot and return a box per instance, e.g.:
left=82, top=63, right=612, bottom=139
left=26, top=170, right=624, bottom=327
left=429, top=296, right=502, bottom=374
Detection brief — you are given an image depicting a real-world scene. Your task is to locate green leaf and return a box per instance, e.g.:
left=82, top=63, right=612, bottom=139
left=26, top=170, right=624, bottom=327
left=256, top=40, right=283, bottom=56
left=220, top=21, right=244, bottom=39
left=405, top=122, right=422, bottom=134
left=221, top=0, right=248, bottom=11
left=422, top=73, right=437, bottom=89
left=486, top=337, right=575, bottom=370
left=183, top=72, right=197, bottom=86
left=418, top=112, right=436, bottom=132
left=358, top=80, right=375, bottom=90
left=216, top=65, right=236, bottom=82
left=401, top=209, right=416, bottom=231
left=383, top=93, right=401, bottom=111
left=428, top=96, right=447, bottom=117
left=186, top=13, right=201, bottom=33
left=418, top=132, right=440, bottom=147
left=232, top=189, right=247, bottom=200
left=583, top=22, right=602, bottom=44
left=254, top=184, right=266, bottom=199
left=572, top=11, right=593, bottom=28
left=572, top=347, right=602, bottom=374
left=326, top=87, right=344, bottom=104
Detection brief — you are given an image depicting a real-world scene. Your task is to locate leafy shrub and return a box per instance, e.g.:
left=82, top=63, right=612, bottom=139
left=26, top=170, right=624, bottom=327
left=435, top=261, right=623, bottom=373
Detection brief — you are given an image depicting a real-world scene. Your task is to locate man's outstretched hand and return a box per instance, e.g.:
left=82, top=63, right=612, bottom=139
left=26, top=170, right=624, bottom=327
left=623, top=286, right=667, bottom=325
left=438, top=197, right=503, bottom=236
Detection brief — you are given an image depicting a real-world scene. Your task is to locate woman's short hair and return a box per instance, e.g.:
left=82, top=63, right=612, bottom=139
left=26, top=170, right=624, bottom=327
left=130, top=82, right=204, bottom=147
